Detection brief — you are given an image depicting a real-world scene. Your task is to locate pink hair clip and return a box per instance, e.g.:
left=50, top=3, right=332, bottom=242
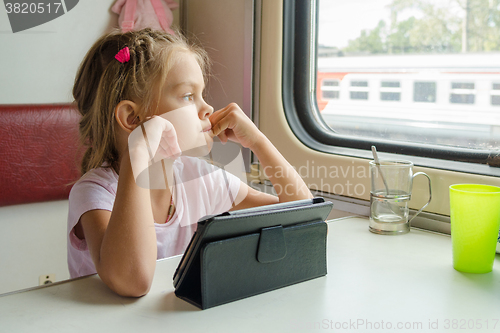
left=115, top=46, right=130, bottom=63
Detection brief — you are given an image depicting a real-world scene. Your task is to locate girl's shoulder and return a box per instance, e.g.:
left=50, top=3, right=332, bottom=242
left=68, top=167, right=118, bottom=233
left=78, top=166, right=118, bottom=184
left=71, top=166, right=118, bottom=197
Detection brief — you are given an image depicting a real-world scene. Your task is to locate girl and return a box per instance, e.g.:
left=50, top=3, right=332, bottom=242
left=68, top=28, right=313, bottom=297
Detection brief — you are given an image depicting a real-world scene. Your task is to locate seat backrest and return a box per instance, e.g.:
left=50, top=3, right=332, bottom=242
left=0, top=104, right=82, bottom=206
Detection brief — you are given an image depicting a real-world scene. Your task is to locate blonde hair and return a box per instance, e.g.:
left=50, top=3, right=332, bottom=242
left=73, top=28, right=210, bottom=174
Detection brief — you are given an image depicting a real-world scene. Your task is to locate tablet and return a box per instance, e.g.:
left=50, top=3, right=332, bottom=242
left=172, top=197, right=333, bottom=289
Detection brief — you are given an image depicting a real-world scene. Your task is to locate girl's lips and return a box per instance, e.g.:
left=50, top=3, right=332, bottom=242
left=202, top=126, right=215, bottom=138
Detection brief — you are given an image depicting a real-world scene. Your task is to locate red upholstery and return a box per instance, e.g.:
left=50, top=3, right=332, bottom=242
left=0, top=104, right=82, bottom=206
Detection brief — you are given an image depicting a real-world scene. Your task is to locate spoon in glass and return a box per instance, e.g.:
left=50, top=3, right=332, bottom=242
left=371, top=146, right=402, bottom=217
left=371, top=145, right=390, bottom=195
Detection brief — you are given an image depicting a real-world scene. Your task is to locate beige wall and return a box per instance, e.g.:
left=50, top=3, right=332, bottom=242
left=181, top=0, right=253, bottom=116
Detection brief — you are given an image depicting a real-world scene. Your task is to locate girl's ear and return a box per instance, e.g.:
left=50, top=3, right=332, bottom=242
left=115, top=100, right=141, bottom=133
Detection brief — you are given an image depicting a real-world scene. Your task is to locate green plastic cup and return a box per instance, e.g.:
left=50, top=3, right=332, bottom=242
left=450, top=184, right=500, bottom=273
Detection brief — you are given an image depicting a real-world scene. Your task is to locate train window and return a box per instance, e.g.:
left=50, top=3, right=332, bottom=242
left=282, top=0, right=500, bottom=168
left=351, top=81, right=368, bottom=87
left=323, top=90, right=339, bottom=99
left=381, top=81, right=400, bottom=88
left=323, top=79, right=340, bottom=87
left=413, top=82, right=436, bottom=103
left=321, top=79, right=340, bottom=100
left=350, top=80, right=369, bottom=100
left=452, top=83, right=475, bottom=90
left=450, top=82, right=475, bottom=104
left=350, top=81, right=368, bottom=100
left=492, top=83, right=500, bottom=106
left=380, top=81, right=401, bottom=101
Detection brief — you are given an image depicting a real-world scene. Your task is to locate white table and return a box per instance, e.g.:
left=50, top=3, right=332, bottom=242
left=1, top=217, right=499, bottom=333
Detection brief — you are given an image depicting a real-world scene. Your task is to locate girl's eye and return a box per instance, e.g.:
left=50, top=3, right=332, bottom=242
left=183, top=94, right=194, bottom=102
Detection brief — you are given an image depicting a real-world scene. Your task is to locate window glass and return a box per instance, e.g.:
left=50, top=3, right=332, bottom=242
left=317, top=0, right=500, bottom=150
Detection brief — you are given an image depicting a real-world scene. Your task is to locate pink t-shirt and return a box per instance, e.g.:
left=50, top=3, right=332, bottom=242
left=67, top=156, right=241, bottom=278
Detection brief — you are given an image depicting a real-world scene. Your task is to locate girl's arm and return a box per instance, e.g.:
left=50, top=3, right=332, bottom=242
left=79, top=148, right=157, bottom=297
left=210, top=103, right=313, bottom=210
left=79, top=116, right=179, bottom=297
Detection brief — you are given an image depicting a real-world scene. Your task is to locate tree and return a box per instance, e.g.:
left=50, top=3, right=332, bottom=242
left=341, top=0, right=500, bottom=55
left=344, top=20, right=387, bottom=54
left=462, top=0, right=500, bottom=52
left=387, top=17, right=416, bottom=53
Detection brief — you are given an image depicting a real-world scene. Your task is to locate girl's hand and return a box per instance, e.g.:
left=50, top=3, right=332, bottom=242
left=128, top=115, right=181, bottom=166
left=209, top=103, right=263, bottom=149
left=143, top=116, right=182, bottom=162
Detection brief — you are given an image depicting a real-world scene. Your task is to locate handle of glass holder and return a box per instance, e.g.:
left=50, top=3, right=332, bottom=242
left=408, top=172, right=432, bottom=224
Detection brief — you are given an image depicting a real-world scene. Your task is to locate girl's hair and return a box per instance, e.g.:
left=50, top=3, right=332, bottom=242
left=73, top=28, right=210, bottom=174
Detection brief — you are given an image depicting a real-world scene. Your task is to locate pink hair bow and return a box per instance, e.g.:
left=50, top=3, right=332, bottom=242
left=115, top=47, right=131, bottom=63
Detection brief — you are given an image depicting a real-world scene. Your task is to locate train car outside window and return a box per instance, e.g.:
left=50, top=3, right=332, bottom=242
left=313, top=0, right=500, bottom=155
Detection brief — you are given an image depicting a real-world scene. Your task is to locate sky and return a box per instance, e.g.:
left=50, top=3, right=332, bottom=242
left=318, top=0, right=463, bottom=49
left=318, top=0, right=394, bottom=48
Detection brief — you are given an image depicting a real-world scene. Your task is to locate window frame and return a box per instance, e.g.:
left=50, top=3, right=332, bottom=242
left=281, top=0, right=500, bottom=176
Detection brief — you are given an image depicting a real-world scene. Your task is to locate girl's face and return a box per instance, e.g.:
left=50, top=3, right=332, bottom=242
left=155, top=52, right=214, bottom=156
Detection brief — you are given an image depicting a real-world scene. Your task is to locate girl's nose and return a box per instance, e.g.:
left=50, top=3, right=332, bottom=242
left=200, top=101, right=214, bottom=119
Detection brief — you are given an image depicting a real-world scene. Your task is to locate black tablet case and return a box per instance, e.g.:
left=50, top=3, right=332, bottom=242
left=173, top=197, right=333, bottom=309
